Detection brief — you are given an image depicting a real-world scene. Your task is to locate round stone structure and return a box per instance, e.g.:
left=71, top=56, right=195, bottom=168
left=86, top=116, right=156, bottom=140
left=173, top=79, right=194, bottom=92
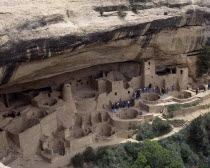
left=141, top=93, right=160, bottom=101
left=172, top=91, right=192, bottom=99
left=118, top=109, right=139, bottom=120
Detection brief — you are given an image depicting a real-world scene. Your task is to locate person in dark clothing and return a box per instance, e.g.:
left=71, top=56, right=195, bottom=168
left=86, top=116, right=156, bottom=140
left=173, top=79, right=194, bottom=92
left=204, top=87, right=206, bottom=92
left=111, top=106, right=115, bottom=113
left=122, top=101, right=126, bottom=108
left=161, top=87, right=165, bottom=94
left=119, top=99, right=123, bottom=108
left=131, top=98, right=135, bottom=106
left=115, top=102, right=120, bottom=110
left=208, top=83, right=210, bottom=90
left=172, top=85, right=175, bottom=92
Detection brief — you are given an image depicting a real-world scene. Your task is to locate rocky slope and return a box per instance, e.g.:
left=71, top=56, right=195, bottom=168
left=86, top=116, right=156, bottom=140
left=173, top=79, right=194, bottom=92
left=0, top=0, right=210, bottom=92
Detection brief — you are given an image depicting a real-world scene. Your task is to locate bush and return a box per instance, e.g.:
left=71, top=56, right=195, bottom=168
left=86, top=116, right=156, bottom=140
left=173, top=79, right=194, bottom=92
left=152, top=117, right=173, bottom=136
left=71, top=153, right=84, bottom=168
left=136, top=123, right=155, bottom=141
left=83, top=147, right=95, bottom=162
left=98, top=7, right=104, bottom=16
left=95, top=146, right=133, bottom=168
left=117, top=10, right=127, bottom=17
left=136, top=118, right=172, bottom=141
left=131, top=5, right=139, bottom=13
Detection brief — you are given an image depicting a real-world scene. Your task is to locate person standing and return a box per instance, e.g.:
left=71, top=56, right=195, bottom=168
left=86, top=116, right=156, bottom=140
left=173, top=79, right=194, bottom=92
left=161, top=88, right=165, bottom=94
left=172, top=85, right=175, bottom=92
left=127, top=100, right=130, bottom=108
left=208, top=83, right=210, bottom=90
left=153, top=86, right=156, bottom=93
left=196, top=88, right=199, bottom=95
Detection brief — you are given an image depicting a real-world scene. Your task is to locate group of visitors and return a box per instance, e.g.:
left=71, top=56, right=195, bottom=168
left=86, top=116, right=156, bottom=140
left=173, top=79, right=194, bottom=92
left=111, top=83, right=210, bottom=113
left=161, top=85, right=175, bottom=94
left=111, top=99, right=132, bottom=113
left=187, top=83, right=210, bottom=95
left=134, top=87, right=157, bottom=99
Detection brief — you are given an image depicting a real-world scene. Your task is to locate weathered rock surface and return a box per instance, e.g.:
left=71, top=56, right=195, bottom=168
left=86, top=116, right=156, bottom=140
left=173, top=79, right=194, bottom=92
left=0, top=0, right=210, bottom=91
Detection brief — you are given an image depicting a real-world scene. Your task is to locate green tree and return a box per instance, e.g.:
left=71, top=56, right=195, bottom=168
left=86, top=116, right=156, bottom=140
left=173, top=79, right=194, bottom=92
left=131, top=141, right=183, bottom=168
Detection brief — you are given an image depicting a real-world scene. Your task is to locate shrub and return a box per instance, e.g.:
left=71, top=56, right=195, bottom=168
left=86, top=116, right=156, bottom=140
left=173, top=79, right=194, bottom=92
left=71, top=153, right=84, bottom=168
left=98, top=7, right=104, bottom=16
left=136, top=122, right=155, bottom=141
left=83, top=146, right=95, bottom=162
left=131, top=5, right=139, bottom=13
left=136, top=118, right=172, bottom=141
left=117, top=10, right=127, bottom=17
left=152, top=117, right=172, bottom=136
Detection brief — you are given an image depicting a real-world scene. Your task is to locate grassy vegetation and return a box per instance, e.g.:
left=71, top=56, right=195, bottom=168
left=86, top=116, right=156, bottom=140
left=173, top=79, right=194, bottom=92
left=197, top=46, right=210, bottom=77
left=131, top=5, right=139, bottom=13
left=117, top=10, right=127, bottom=18
left=71, top=113, right=210, bottom=168
left=167, top=102, right=200, bottom=118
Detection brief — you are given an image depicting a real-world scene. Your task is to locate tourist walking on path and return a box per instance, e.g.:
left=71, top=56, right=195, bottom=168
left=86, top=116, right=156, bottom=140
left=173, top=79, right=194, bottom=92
left=196, top=88, right=199, bottom=95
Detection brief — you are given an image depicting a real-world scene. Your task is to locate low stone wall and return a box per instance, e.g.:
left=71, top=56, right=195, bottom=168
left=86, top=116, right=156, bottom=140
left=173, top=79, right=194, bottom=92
left=167, top=104, right=210, bottom=118
left=110, top=117, right=143, bottom=129
left=172, top=96, right=197, bottom=103
left=148, top=105, right=165, bottom=113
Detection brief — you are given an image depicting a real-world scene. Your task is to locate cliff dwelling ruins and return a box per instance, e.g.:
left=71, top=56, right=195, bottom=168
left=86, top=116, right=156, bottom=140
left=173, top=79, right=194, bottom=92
left=0, top=58, right=209, bottom=167
left=0, top=0, right=210, bottom=167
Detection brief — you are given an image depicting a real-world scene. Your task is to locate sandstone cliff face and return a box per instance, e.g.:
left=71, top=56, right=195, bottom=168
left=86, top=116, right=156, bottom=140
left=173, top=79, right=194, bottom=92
left=0, top=0, right=210, bottom=91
